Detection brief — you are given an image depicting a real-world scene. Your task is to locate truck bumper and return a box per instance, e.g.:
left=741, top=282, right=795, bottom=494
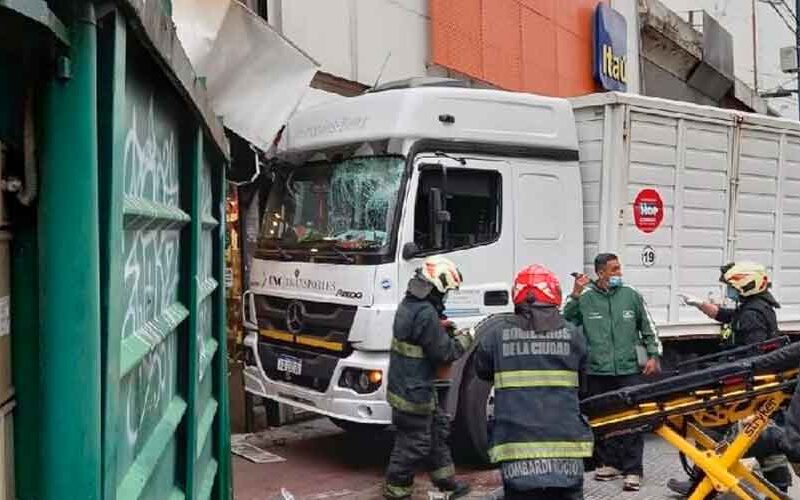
left=243, top=334, right=392, bottom=425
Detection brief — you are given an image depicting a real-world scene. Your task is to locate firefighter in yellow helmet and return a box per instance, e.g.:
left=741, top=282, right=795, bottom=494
left=673, top=262, right=790, bottom=495
left=680, top=262, right=778, bottom=347
left=383, top=256, right=473, bottom=499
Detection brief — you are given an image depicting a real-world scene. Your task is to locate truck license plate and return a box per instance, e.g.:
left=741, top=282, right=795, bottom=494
left=276, top=356, right=302, bottom=375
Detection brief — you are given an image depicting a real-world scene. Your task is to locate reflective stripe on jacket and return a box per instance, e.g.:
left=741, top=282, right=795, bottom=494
left=387, top=295, right=471, bottom=415
left=473, top=305, right=593, bottom=489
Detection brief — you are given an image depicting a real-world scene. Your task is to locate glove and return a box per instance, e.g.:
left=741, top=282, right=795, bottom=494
left=452, top=327, right=475, bottom=350
left=455, top=327, right=475, bottom=341
left=678, top=293, right=703, bottom=308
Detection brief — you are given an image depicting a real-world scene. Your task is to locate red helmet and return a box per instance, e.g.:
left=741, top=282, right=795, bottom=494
left=513, top=264, right=562, bottom=306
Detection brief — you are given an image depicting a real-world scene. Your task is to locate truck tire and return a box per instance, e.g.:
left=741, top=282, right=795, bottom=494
left=329, top=417, right=387, bottom=434
left=453, top=356, right=492, bottom=464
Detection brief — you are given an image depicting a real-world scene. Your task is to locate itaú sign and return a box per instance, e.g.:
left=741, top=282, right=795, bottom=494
left=593, top=4, right=628, bottom=92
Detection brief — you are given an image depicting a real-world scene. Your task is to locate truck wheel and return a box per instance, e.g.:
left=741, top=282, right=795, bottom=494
left=453, top=357, right=492, bottom=464
left=329, top=417, right=387, bottom=434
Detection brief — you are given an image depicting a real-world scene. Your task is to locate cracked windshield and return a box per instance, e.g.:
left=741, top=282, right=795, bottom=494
left=260, top=155, right=405, bottom=252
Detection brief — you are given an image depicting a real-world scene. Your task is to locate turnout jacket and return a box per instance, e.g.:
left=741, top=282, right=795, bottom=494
left=782, top=377, right=800, bottom=464
left=563, top=283, right=661, bottom=376
left=473, top=304, right=593, bottom=490
left=387, top=285, right=472, bottom=415
left=716, top=292, right=780, bottom=347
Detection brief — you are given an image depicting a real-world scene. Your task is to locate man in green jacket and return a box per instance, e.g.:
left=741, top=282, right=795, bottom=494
left=563, top=253, right=661, bottom=492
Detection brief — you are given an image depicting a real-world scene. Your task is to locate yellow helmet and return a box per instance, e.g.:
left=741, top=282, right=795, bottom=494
left=418, top=256, right=463, bottom=294
left=720, top=262, right=770, bottom=298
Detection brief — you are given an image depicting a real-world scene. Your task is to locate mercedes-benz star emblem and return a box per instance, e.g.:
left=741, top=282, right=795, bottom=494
left=285, top=300, right=305, bottom=335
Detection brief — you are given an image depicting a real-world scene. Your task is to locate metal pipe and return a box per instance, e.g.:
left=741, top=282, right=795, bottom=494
left=752, top=0, right=759, bottom=93
left=38, top=1, right=102, bottom=497
left=215, top=155, right=232, bottom=500
left=272, top=0, right=283, bottom=34
left=349, top=0, right=358, bottom=81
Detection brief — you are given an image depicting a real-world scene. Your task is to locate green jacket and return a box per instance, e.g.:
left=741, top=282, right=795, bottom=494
left=563, top=283, right=661, bottom=376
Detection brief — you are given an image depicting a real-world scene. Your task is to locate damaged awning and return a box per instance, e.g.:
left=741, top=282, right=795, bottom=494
left=173, top=0, right=318, bottom=152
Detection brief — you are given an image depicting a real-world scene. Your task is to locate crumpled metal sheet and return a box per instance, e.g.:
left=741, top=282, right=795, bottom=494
left=173, top=0, right=318, bottom=150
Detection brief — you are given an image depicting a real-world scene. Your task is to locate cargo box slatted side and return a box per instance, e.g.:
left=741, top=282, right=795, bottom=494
left=572, top=93, right=800, bottom=337
left=780, top=140, right=800, bottom=319
left=734, top=127, right=800, bottom=320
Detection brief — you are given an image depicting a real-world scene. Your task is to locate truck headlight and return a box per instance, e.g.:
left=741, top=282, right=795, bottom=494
left=339, top=368, right=382, bottom=394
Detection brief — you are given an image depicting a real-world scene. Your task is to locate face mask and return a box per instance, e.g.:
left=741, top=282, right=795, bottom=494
left=608, top=276, right=623, bottom=288
left=726, top=285, right=740, bottom=301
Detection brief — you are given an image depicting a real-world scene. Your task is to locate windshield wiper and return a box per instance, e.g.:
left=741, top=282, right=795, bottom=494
left=325, top=246, right=355, bottom=264
left=266, top=242, right=292, bottom=260
left=306, top=240, right=356, bottom=264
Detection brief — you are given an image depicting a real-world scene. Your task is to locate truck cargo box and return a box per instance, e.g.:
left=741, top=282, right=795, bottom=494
left=572, top=93, right=800, bottom=338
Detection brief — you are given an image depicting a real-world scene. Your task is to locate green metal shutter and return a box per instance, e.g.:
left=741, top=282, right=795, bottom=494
left=97, top=12, right=229, bottom=500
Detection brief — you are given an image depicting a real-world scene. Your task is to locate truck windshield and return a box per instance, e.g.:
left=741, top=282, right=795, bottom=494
left=259, top=155, right=405, bottom=260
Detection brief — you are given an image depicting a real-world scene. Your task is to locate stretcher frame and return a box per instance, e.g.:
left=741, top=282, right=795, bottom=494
left=588, top=367, right=798, bottom=500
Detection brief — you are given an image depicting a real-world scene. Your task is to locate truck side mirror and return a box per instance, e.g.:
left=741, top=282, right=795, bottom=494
left=429, top=187, right=449, bottom=249
left=402, top=242, right=420, bottom=260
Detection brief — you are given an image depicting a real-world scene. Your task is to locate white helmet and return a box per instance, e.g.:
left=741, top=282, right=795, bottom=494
left=720, top=262, right=770, bottom=298
left=418, top=256, right=463, bottom=294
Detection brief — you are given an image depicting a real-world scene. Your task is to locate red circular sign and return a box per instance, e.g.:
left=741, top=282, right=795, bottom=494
left=633, top=189, right=664, bottom=234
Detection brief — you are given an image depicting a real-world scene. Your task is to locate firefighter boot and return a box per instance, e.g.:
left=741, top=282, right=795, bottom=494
left=433, top=477, right=471, bottom=498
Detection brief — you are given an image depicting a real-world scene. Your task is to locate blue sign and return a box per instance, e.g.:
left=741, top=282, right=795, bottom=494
left=593, top=4, right=628, bottom=92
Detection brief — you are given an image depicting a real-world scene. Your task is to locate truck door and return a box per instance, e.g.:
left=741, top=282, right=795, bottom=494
left=396, top=154, right=514, bottom=326
left=512, top=159, right=583, bottom=293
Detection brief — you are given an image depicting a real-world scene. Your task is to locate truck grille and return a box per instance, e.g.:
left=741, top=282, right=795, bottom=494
left=255, top=295, right=357, bottom=357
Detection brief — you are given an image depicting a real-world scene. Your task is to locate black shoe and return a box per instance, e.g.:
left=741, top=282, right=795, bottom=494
left=666, top=478, right=694, bottom=497
left=434, top=478, right=471, bottom=498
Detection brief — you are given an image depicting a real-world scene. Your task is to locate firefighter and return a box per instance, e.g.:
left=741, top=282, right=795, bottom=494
left=780, top=377, right=800, bottom=475
left=383, top=256, right=473, bottom=500
left=473, top=264, right=593, bottom=500
left=672, top=262, right=791, bottom=494
left=679, top=262, right=780, bottom=348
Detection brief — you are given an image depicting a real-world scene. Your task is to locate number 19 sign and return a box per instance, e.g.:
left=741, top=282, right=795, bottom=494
left=633, top=189, right=664, bottom=234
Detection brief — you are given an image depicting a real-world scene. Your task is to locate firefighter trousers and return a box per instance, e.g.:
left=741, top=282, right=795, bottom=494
left=384, top=408, right=456, bottom=498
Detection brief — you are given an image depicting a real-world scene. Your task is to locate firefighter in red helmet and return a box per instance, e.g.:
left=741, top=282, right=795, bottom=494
left=473, top=265, right=593, bottom=500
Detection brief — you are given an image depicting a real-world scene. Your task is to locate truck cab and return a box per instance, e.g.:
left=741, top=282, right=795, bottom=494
left=241, top=82, right=583, bottom=439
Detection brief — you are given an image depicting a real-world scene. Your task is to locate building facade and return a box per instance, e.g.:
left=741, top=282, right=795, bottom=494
left=663, top=0, right=799, bottom=119
left=245, top=0, right=786, bottom=118
left=245, top=0, right=641, bottom=98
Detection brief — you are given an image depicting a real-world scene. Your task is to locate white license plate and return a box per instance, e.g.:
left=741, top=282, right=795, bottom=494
left=276, top=356, right=302, bottom=375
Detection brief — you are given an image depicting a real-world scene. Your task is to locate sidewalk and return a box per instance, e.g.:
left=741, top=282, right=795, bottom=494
left=232, top=418, right=799, bottom=499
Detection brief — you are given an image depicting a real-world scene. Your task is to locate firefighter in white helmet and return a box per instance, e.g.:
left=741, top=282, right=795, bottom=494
left=679, top=262, right=779, bottom=347
left=672, top=262, right=790, bottom=495
left=383, top=256, right=473, bottom=499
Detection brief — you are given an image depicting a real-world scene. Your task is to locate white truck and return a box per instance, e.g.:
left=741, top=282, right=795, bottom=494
left=241, top=81, right=800, bottom=459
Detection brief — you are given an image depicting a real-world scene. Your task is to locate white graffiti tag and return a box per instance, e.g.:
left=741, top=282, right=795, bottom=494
left=125, top=338, right=175, bottom=446
left=122, top=96, right=182, bottom=448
